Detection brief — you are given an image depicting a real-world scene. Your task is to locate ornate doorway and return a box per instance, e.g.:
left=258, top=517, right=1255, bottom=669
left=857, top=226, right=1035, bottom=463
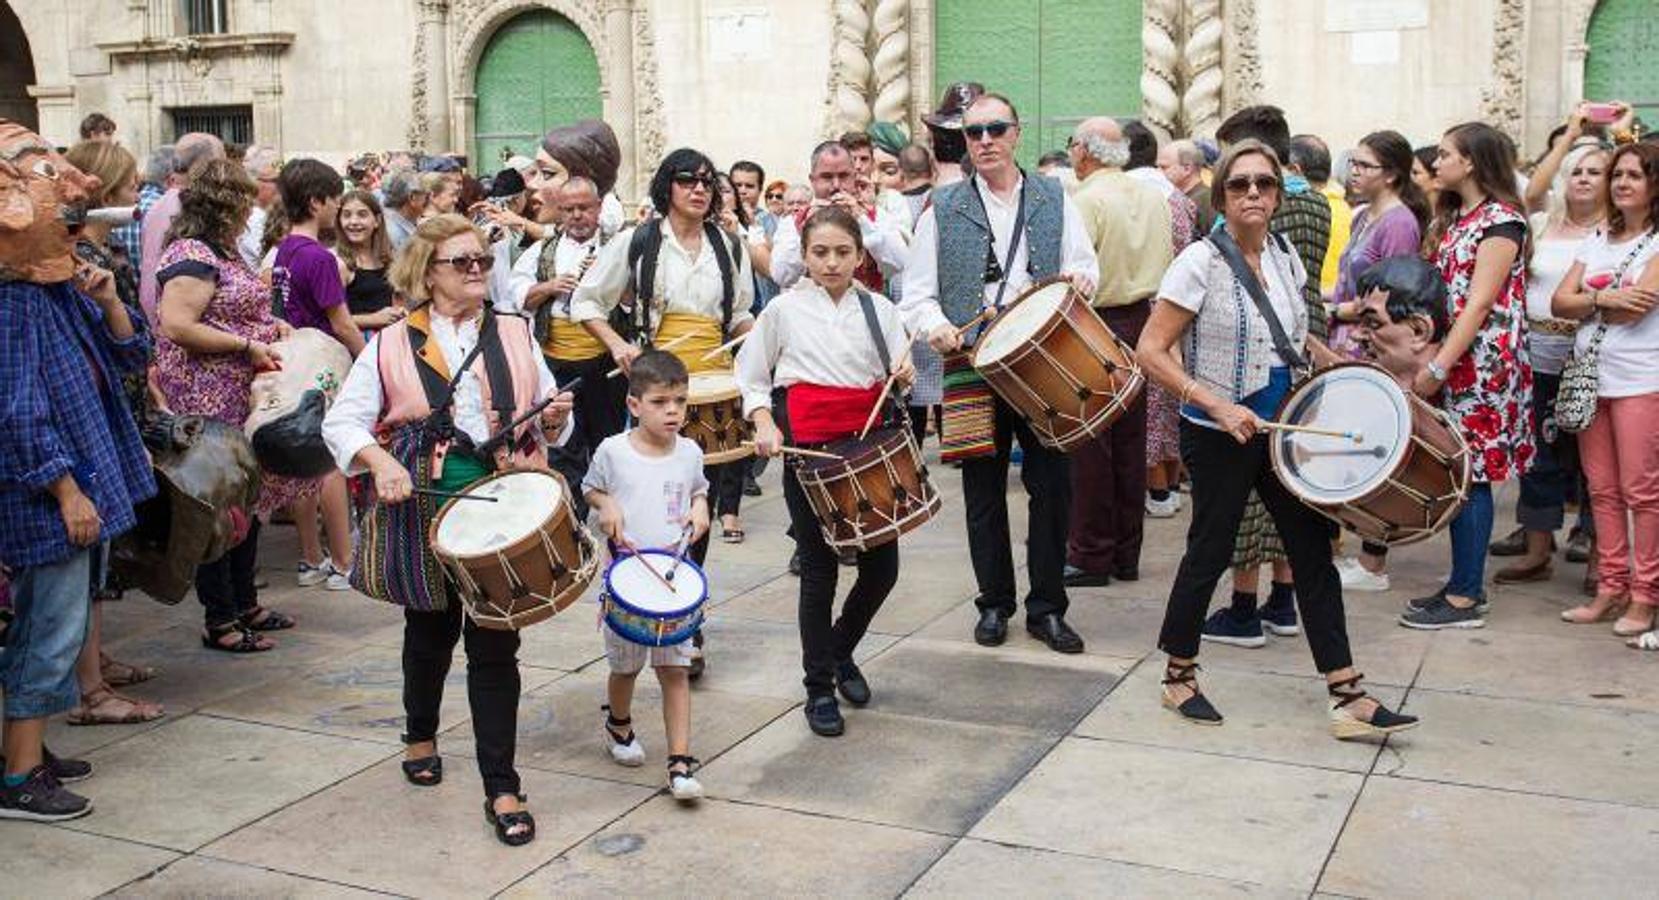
left=472, top=8, right=601, bottom=170
left=1584, top=0, right=1659, bottom=127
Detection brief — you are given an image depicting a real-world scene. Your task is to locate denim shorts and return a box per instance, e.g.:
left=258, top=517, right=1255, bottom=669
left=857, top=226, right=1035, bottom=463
left=0, top=548, right=95, bottom=720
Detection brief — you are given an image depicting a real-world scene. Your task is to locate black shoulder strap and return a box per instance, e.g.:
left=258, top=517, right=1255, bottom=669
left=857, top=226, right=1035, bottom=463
left=854, top=288, right=893, bottom=375
left=476, top=310, right=518, bottom=426
left=1209, top=229, right=1307, bottom=371
left=627, top=220, right=663, bottom=343
left=406, top=316, right=490, bottom=424
left=705, top=221, right=737, bottom=332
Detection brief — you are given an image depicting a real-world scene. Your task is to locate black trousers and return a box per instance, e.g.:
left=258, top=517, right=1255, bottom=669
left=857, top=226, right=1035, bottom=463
left=195, top=518, right=262, bottom=627
left=782, top=460, right=899, bottom=697
left=689, top=461, right=745, bottom=565
left=963, top=395, right=1071, bottom=619
left=549, top=352, right=629, bottom=521
left=402, top=593, right=523, bottom=798
left=1159, top=421, right=1353, bottom=672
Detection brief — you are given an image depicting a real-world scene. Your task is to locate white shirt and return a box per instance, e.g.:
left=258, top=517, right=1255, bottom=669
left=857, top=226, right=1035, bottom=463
left=1572, top=230, right=1659, bottom=397
left=505, top=232, right=601, bottom=315
left=768, top=204, right=910, bottom=289
left=238, top=206, right=268, bottom=270
left=581, top=433, right=708, bottom=549
left=1158, top=238, right=1307, bottom=366
left=735, top=281, right=910, bottom=418
left=322, top=311, right=573, bottom=474
left=1127, top=166, right=1182, bottom=202
left=899, top=174, right=1099, bottom=339
left=569, top=222, right=755, bottom=332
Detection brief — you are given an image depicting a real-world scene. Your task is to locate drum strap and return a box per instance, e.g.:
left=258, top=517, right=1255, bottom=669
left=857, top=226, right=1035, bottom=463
left=1209, top=229, right=1308, bottom=375
left=855, top=288, right=907, bottom=431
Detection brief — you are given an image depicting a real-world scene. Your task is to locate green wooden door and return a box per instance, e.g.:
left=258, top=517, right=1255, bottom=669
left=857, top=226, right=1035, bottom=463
left=473, top=10, right=602, bottom=170
left=935, top=0, right=1142, bottom=167
left=1585, top=0, right=1659, bottom=128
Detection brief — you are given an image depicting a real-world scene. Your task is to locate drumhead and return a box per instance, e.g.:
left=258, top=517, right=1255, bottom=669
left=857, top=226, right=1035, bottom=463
left=605, top=551, right=707, bottom=616
left=975, top=281, right=1069, bottom=364
left=1273, top=365, right=1412, bottom=504
left=688, top=371, right=739, bottom=402
left=432, top=471, right=564, bottom=555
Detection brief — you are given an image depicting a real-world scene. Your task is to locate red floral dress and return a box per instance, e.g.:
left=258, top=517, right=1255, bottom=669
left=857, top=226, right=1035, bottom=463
left=1432, top=199, right=1534, bottom=483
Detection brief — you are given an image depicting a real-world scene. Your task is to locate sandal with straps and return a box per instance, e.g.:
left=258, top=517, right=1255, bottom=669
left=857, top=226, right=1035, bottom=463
left=65, top=684, right=165, bottom=726
left=201, top=621, right=274, bottom=653
left=484, top=793, right=536, bottom=847
left=400, top=734, right=442, bottom=787
left=1161, top=661, right=1223, bottom=725
left=240, top=606, right=296, bottom=632
left=602, top=705, right=645, bottom=766
left=666, top=754, right=704, bottom=802
left=1328, top=673, right=1419, bottom=740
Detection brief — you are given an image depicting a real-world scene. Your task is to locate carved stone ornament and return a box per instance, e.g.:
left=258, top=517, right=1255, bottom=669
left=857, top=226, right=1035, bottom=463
left=1479, top=0, right=1528, bottom=141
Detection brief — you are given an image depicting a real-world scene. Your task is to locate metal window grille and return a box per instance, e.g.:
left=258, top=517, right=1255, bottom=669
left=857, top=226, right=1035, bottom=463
left=181, top=0, right=228, bottom=35
left=171, top=106, right=253, bottom=145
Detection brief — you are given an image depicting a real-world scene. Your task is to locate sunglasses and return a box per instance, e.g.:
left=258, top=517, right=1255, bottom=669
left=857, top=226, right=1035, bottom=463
left=432, top=254, right=494, bottom=273
left=964, top=120, right=1017, bottom=141
left=671, top=171, right=715, bottom=189
left=765, top=192, right=784, bottom=201
left=1224, top=174, right=1280, bottom=195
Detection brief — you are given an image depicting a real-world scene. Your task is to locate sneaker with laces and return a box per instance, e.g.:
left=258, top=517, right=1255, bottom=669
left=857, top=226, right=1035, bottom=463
left=1406, top=588, right=1489, bottom=615
left=1200, top=607, right=1266, bottom=648
left=1337, top=557, right=1391, bottom=592
left=1260, top=599, right=1300, bottom=637
left=0, top=766, right=92, bottom=822
left=296, top=558, right=332, bottom=588
left=0, top=748, right=90, bottom=784
left=324, top=563, right=354, bottom=592
left=1145, top=493, right=1181, bottom=518
left=1399, top=595, right=1486, bottom=630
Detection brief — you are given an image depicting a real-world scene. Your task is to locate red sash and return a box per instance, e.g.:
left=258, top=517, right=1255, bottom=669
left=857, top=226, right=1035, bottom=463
left=787, top=382, right=883, bottom=444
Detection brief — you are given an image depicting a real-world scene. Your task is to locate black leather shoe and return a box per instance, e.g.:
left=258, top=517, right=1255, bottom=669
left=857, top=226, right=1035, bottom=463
left=1062, top=564, right=1110, bottom=588
left=804, top=695, right=844, bottom=736
left=973, top=608, right=1008, bottom=646
left=1113, top=566, right=1140, bottom=582
left=788, top=549, right=801, bottom=577
left=1027, top=613, right=1085, bottom=654
left=835, top=660, right=871, bottom=705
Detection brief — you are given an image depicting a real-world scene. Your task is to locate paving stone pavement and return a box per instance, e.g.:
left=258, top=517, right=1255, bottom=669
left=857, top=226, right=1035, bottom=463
left=4, top=451, right=1657, bottom=898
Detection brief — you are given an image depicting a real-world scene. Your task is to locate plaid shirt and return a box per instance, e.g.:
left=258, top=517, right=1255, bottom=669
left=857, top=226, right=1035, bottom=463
left=0, top=280, right=156, bottom=567
left=112, top=182, right=164, bottom=272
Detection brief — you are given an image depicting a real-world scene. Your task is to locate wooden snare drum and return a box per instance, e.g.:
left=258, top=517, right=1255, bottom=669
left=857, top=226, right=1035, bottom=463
left=1268, top=363, right=1469, bottom=546
left=795, top=428, right=941, bottom=551
left=429, top=470, right=598, bottom=630
left=970, top=279, right=1144, bottom=452
left=685, top=371, right=754, bottom=465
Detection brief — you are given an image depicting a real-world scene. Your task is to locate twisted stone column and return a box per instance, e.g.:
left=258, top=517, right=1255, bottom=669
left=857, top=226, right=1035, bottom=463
left=1181, top=0, right=1223, bottom=137
left=1140, top=0, right=1182, bottom=141
left=870, top=0, right=910, bottom=127
left=1222, top=0, right=1263, bottom=115
left=825, top=0, right=873, bottom=135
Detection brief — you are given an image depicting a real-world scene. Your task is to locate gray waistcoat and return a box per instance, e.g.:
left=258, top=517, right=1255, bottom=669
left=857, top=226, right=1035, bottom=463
left=933, top=173, right=1065, bottom=326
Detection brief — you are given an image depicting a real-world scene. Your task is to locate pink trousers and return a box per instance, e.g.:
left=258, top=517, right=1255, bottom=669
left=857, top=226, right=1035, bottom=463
left=1578, top=393, right=1659, bottom=606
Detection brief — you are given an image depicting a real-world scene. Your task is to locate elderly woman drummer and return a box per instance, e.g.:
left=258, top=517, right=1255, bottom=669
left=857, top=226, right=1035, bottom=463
left=1134, top=139, right=1418, bottom=740
left=321, top=214, right=573, bottom=847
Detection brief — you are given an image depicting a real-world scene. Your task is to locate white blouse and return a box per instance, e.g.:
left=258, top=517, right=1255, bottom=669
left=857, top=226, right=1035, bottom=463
left=568, top=222, right=755, bottom=334
left=504, top=232, right=602, bottom=316
left=735, top=281, right=910, bottom=418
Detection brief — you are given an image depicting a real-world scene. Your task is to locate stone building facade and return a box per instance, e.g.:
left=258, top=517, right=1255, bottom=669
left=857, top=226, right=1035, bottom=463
left=6, top=0, right=1654, bottom=199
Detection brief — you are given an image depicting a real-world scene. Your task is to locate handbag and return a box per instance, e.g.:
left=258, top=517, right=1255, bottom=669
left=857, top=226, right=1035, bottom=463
left=1556, top=230, right=1656, bottom=434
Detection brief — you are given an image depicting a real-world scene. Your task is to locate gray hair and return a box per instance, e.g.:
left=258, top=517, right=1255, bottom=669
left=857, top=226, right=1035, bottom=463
left=1080, top=134, right=1132, bottom=169
left=173, top=132, right=224, bottom=175
left=143, top=145, right=176, bottom=186
left=559, top=175, right=601, bottom=199
left=1168, top=139, right=1205, bottom=169
left=382, top=170, right=425, bottom=207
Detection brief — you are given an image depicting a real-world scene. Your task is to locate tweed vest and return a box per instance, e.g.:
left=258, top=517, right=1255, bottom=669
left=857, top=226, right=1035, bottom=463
left=1181, top=237, right=1308, bottom=402
left=933, top=172, right=1065, bottom=326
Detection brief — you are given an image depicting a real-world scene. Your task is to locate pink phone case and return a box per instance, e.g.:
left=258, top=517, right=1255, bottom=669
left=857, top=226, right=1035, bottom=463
left=1585, top=103, right=1621, bottom=125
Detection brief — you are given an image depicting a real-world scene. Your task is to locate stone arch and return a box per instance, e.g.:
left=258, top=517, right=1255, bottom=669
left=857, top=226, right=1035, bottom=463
left=0, top=0, right=38, bottom=129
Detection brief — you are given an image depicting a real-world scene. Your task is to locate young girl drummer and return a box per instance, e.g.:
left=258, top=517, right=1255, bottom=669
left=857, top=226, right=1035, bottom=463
left=736, top=206, right=913, bottom=737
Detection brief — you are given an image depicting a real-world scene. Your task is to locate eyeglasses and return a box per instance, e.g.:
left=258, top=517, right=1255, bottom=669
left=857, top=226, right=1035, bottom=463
left=964, top=120, right=1017, bottom=141
left=1347, top=159, right=1383, bottom=173
left=1224, top=174, right=1280, bottom=195
left=671, top=172, right=715, bottom=190
left=765, top=192, right=784, bottom=201
left=432, top=254, right=494, bottom=273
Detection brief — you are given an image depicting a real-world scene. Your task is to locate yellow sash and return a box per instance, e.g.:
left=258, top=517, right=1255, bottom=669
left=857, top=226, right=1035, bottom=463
left=655, top=311, right=729, bottom=374
left=544, top=316, right=607, bottom=361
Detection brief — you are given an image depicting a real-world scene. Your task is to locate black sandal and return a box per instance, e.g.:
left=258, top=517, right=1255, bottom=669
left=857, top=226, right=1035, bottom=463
left=200, top=622, right=274, bottom=653
left=1327, top=673, right=1419, bottom=740
left=240, top=606, right=296, bottom=631
left=484, top=793, right=536, bottom=847
left=1161, top=661, right=1222, bottom=725
left=400, top=734, right=443, bottom=786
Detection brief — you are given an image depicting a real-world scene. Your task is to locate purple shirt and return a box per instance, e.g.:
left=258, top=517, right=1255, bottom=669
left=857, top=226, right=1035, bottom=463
left=1333, top=203, right=1423, bottom=305
left=272, top=233, right=347, bottom=335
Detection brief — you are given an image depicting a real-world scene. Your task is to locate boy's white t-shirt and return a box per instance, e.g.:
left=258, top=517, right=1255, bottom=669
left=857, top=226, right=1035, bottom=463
left=582, top=431, right=708, bottom=549
left=1574, top=230, right=1659, bottom=398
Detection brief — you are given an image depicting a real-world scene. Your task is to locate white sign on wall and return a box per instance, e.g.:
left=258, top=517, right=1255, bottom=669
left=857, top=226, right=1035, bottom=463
left=1349, top=30, right=1402, bottom=66
left=1325, top=0, right=1428, bottom=33
left=707, top=7, right=773, bottom=63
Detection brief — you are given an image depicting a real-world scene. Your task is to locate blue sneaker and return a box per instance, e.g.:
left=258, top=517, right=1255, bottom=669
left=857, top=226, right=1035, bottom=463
left=1260, top=598, right=1300, bottom=637
left=1200, top=607, right=1266, bottom=648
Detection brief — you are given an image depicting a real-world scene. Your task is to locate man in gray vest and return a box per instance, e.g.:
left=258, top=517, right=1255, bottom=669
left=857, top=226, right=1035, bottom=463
left=900, top=92, right=1100, bottom=654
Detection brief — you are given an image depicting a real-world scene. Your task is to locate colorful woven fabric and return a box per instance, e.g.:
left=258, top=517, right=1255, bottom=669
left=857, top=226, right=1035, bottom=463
left=348, top=424, right=477, bottom=612
left=940, top=352, right=996, bottom=463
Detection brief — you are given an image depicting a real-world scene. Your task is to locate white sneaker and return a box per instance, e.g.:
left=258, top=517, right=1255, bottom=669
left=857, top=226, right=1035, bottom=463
left=324, top=563, right=353, bottom=592
left=1145, top=493, right=1181, bottom=518
left=605, top=729, right=645, bottom=767
left=1337, top=558, right=1391, bottom=592
left=296, top=558, right=331, bottom=588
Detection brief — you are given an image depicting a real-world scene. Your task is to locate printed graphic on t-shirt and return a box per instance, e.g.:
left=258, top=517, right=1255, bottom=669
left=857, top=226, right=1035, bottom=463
left=664, top=480, right=687, bottom=526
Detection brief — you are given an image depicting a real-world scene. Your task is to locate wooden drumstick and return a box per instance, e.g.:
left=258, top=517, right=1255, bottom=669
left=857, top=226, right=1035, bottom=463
left=858, top=369, right=903, bottom=441
left=699, top=331, right=750, bottom=362
left=742, top=442, right=842, bottom=461
left=604, top=331, right=700, bottom=379
left=1258, top=421, right=1364, bottom=443
left=411, top=487, right=499, bottom=502
left=616, top=535, right=677, bottom=594
left=954, top=309, right=994, bottom=337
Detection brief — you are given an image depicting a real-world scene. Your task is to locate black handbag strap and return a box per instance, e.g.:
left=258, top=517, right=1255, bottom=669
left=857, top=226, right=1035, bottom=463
left=1209, top=228, right=1307, bottom=372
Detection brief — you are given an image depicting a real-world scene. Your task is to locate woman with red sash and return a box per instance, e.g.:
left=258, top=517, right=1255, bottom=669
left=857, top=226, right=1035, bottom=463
left=322, top=214, right=573, bottom=847
left=738, top=207, right=912, bottom=737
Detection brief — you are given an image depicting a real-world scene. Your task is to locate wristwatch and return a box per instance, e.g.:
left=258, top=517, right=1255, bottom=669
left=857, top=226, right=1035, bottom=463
left=1425, top=360, right=1447, bottom=383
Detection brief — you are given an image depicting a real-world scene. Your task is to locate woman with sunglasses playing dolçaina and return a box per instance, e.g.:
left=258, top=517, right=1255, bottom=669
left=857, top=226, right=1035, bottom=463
left=572, top=148, right=755, bottom=678
left=321, top=214, right=575, bottom=847
left=1135, top=139, right=1419, bottom=739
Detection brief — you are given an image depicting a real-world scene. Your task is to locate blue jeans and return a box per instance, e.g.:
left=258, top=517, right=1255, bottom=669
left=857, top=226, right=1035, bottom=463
left=1447, top=483, right=1495, bottom=600
left=0, top=548, right=93, bottom=719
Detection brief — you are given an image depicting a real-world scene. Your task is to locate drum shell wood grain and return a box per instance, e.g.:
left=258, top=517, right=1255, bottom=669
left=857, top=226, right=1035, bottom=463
left=684, top=380, right=754, bottom=465
left=971, top=280, right=1144, bottom=452
left=796, top=429, right=942, bottom=551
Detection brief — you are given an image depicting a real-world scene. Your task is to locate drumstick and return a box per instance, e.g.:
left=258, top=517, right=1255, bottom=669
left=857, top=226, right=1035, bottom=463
left=475, top=376, right=583, bottom=456
left=664, top=524, right=695, bottom=582
left=604, top=331, right=700, bottom=379
left=1258, top=421, right=1364, bottom=443
left=615, top=535, right=677, bottom=593
left=858, top=369, right=903, bottom=441
left=742, top=442, right=843, bottom=461
left=699, top=331, right=750, bottom=362
left=954, top=309, right=994, bottom=337
left=411, top=487, right=499, bottom=502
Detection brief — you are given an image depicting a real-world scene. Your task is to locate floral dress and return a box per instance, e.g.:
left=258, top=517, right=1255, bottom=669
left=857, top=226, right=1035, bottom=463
left=153, top=238, right=321, bottom=516
left=1432, top=199, right=1534, bottom=483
